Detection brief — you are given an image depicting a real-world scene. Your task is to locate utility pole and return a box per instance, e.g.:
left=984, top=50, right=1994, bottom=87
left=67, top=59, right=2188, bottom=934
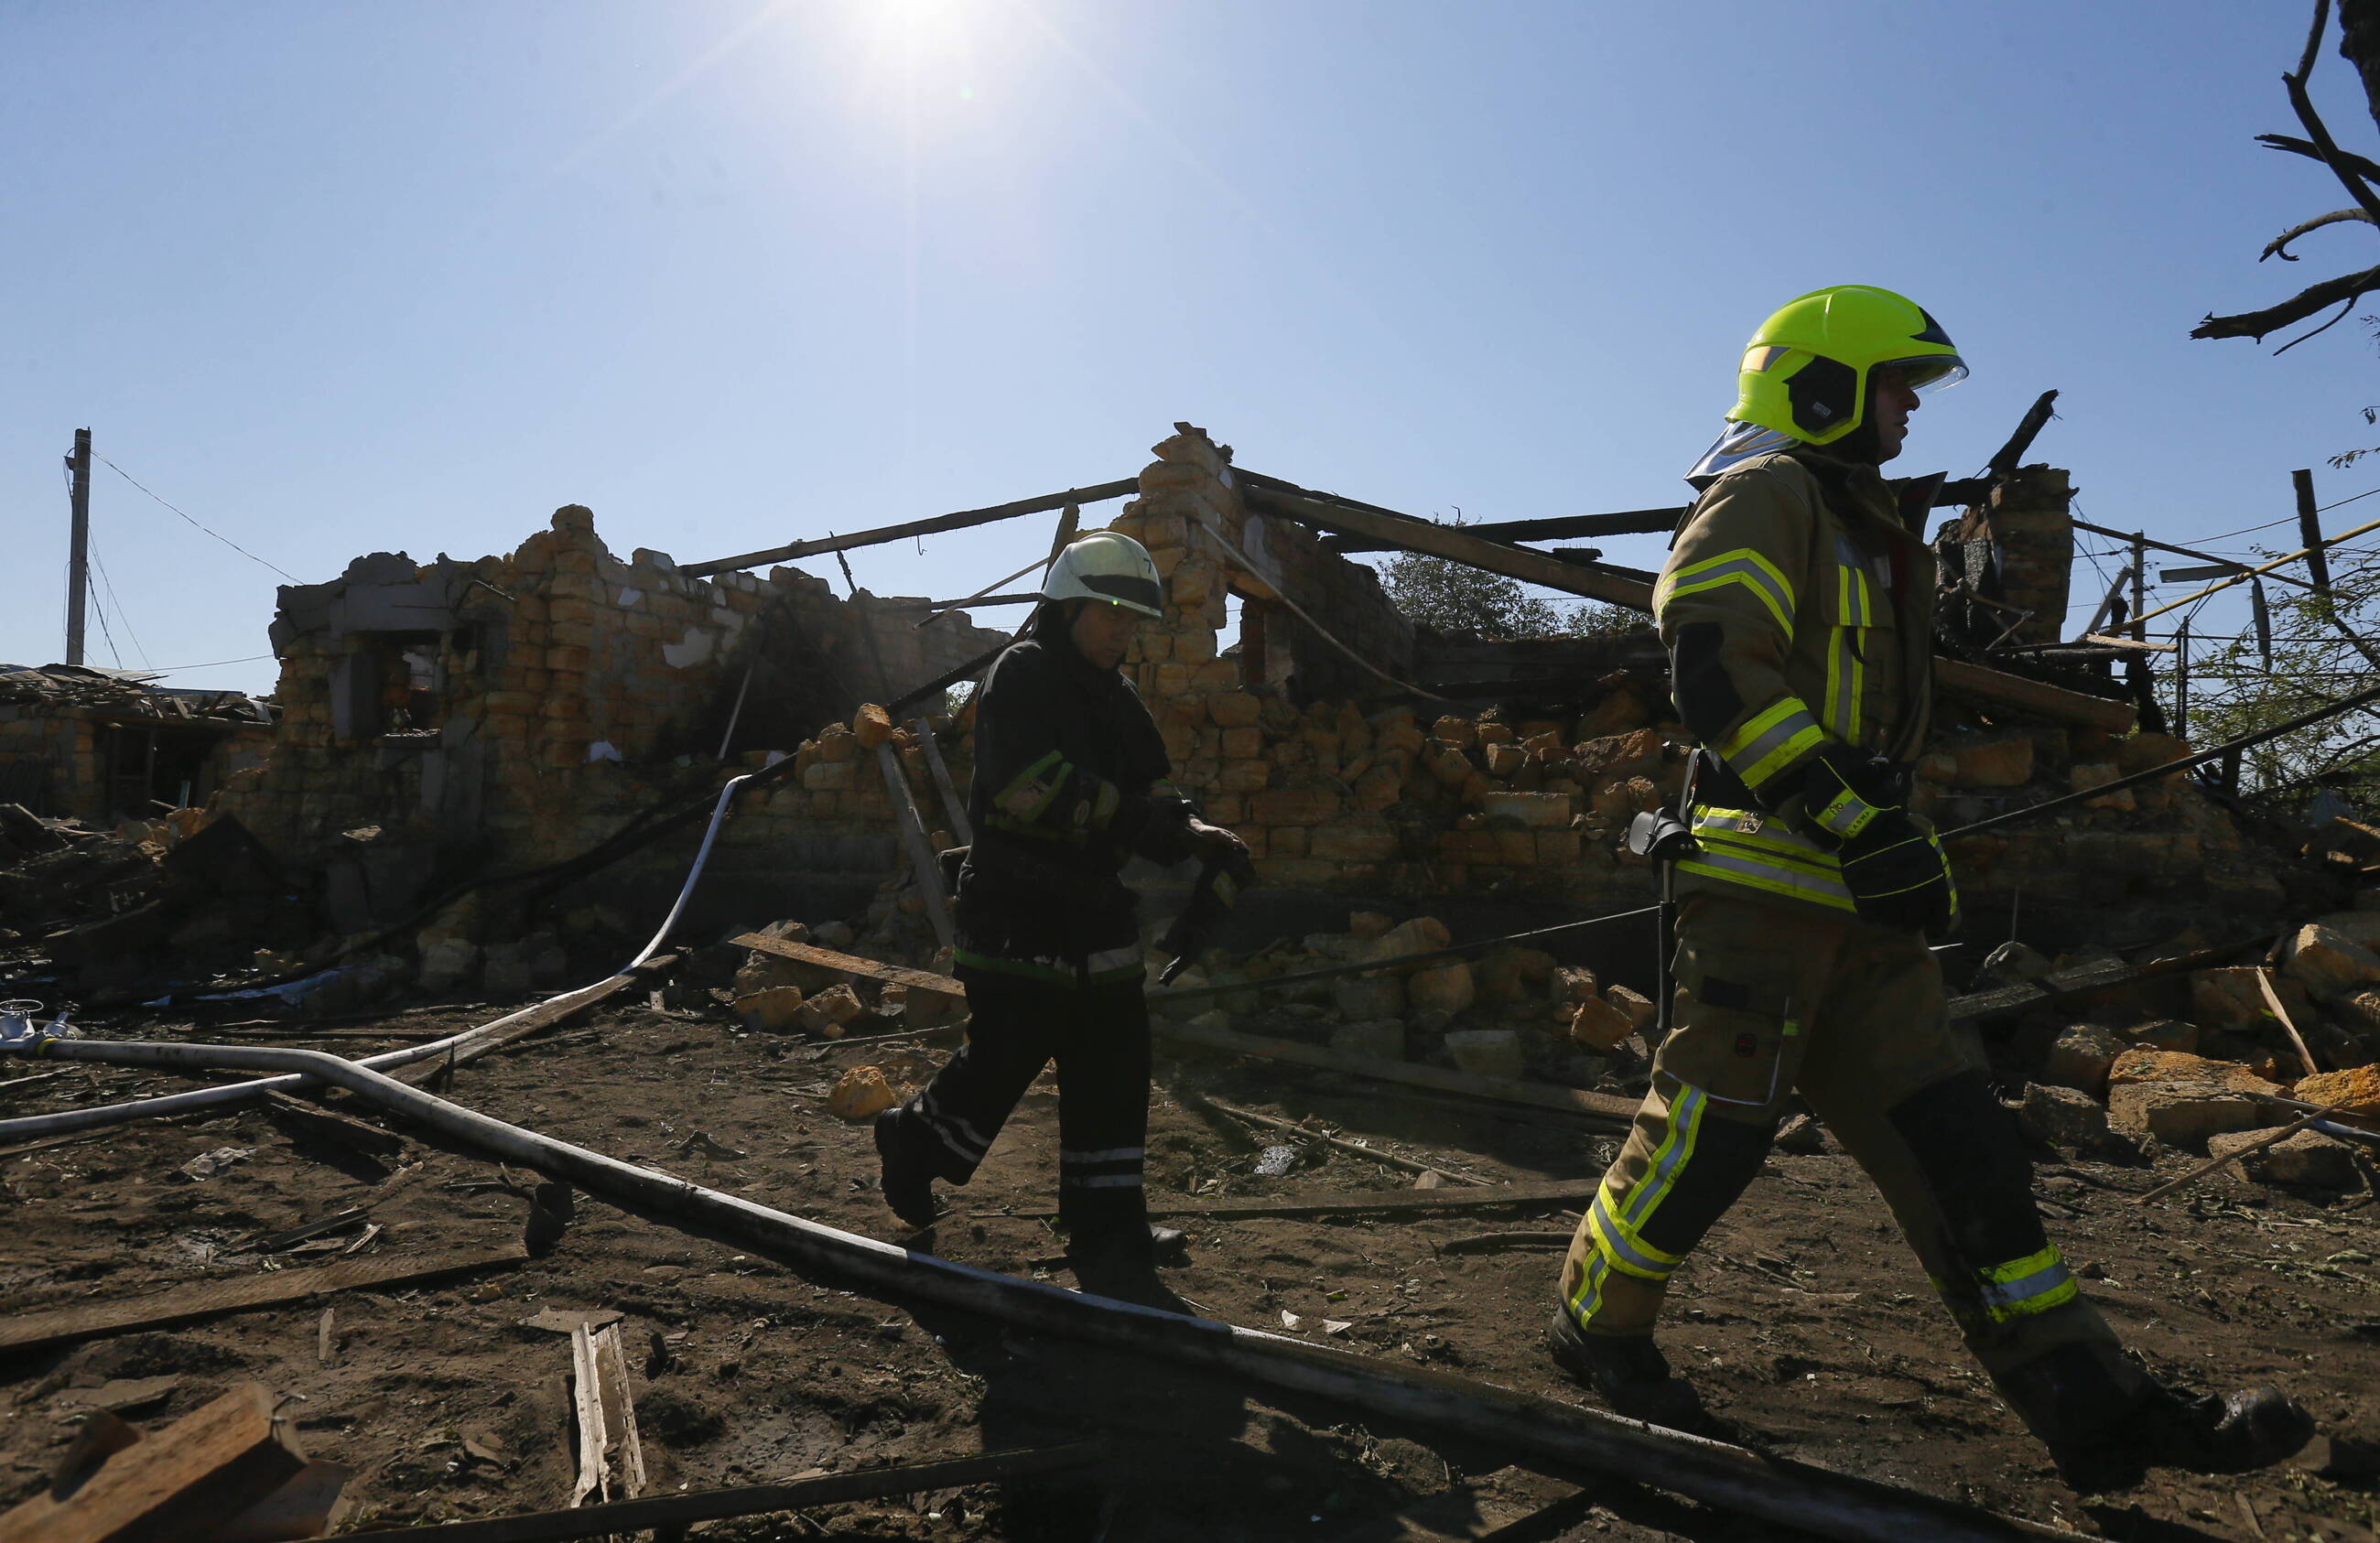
left=2292, top=468, right=2333, bottom=600
left=65, top=428, right=91, bottom=666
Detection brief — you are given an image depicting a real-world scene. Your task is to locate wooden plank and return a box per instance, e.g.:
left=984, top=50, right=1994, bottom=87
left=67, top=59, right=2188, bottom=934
left=264, top=1091, right=407, bottom=1158
left=1244, top=485, right=1656, bottom=611
left=0, top=1244, right=528, bottom=1355
left=394, top=964, right=665, bottom=1088
left=1006, top=1176, right=1603, bottom=1221
left=328, top=1443, right=1107, bottom=1543
left=566, top=1325, right=611, bottom=1508
left=676, top=480, right=1138, bottom=578
left=0, top=1384, right=307, bottom=1543
left=1157, top=1019, right=1637, bottom=1123
left=1943, top=934, right=2272, bottom=1025
left=1930, top=657, right=2137, bottom=733
left=2256, top=967, right=2324, bottom=1079
left=877, top=743, right=956, bottom=950
left=731, top=933, right=966, bottom=1002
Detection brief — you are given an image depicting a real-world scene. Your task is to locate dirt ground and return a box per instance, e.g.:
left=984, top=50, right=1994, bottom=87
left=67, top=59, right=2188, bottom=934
left=3, top=991, right=2378, bottom=1542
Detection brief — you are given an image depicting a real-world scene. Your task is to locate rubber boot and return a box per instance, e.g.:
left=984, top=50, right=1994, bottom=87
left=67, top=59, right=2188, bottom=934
left=1544, top=1307, right=1706, bottom=1430
left=872, top=1109, right=942, bottom=1229
left=1067, top=1229, right=1190, bottom=1312
left=2007, top=1343, right=2314, bottom=1492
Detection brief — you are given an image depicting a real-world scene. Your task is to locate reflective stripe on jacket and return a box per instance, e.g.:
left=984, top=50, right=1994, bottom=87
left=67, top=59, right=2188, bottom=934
left=1656, top=447, right=1940, bottom=915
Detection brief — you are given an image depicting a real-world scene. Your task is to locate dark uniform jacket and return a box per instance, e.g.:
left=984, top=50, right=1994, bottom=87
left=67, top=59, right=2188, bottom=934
left=954, top=615, right=1199, bottom=985
left=1656, top=443, right=1941, bottom=917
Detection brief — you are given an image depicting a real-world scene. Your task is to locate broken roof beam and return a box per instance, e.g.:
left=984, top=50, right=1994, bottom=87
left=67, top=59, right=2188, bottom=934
left=1301, top=481, right=1991, bottom=556
left=677, top=480, right=1138, bottom=579
left=1239, top=480, right=1657, bottom=611
left=1931, top=657, right=2136, bottom=734
left=2072, top=518, right=2320, bottom=592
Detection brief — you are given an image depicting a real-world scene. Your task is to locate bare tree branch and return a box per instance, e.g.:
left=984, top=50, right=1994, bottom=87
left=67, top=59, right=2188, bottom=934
left=2301, top=0, right=2334, bottom=81
left=2284, top=70, right=2380, bottom=232
left=2263, top=207, right=2376, bottom=259
left=2258, top=132, right=2380, bottom=183
left=2276, top=295, right=2364, bottom=351
left=2196, top=262, right=2380, bottom=339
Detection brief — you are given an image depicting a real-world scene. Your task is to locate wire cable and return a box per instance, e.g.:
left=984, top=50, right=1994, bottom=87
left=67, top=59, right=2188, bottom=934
left=93, top=454, right=303, bottom=583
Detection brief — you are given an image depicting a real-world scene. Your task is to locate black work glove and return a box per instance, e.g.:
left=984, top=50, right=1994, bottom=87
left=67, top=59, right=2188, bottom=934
left=1795, top=745, right=1958, bottom=938
left=1835, top=810, right=1960, bottom=937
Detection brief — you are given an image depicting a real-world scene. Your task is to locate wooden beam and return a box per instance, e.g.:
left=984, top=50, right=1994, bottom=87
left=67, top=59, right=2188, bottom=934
left=0, top=1244, right=528, bottom=1355
left=677, top=480, right=1138, bottom=578
left=2072, top=518, right=2319, bottom=590
left=1242, top=486, right=1655, bottom=610
left=326, top=1444, right=1108, bottom=1543
left=1325, top=508, right=1684, bottom=551
left=0, top=1384, right=308, bottom=1543
left=1942, top=935, right=2272, bottom=1025
left=731, top=933, right=967, bottom=1003
left=1156, top=1020, right=1637, bottom=1124
left=1006, top=1176, right=1603, bottom=1221
left=393, top=963, right=669, bottom=1089
left=1930, top=657, right=2137, bottom=733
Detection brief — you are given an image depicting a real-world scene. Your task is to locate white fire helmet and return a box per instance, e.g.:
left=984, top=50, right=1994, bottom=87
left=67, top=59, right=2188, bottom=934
left=1041, top=531, right=1164, bottom=619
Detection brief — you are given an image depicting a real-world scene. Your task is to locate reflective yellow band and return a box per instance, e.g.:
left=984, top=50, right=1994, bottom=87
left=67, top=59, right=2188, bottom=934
left=1812, top=784, right=1879, bottom=842
left=1824, top=625, right=1864, bottom=742
left=1658, top=549, right=1797, bottom=633
left=1716, top=697, right=1825, bottom=793
left=996, top=750, right=1069, bottom=825
left=1974, top=1245, right=2079, bottom=1322
left=1586, top=1188, right=1686, bottom=1281
left=1571, top=1084, right=1709, bottom=1321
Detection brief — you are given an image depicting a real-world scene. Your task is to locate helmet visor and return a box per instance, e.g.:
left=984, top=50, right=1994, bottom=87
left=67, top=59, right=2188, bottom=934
left=1878, top=354, right=1967, bottom=394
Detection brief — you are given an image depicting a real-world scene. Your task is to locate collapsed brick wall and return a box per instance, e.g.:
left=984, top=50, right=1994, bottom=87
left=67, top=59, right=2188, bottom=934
left=212, top=505, right=1003, bottom=914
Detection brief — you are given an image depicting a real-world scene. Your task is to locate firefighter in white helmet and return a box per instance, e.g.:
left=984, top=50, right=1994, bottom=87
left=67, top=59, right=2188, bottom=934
left=873, top=532, right=1246, bottom=1303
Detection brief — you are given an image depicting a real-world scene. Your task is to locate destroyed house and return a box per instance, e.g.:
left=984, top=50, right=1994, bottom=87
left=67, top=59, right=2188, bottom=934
left=0, top=663, right=272, bottom=823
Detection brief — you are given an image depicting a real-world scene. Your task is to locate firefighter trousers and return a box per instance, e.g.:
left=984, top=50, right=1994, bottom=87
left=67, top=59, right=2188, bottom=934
left=898, top=965, right=1152, bottom=1248
left=1557, top=890, right=2145, bottom=1430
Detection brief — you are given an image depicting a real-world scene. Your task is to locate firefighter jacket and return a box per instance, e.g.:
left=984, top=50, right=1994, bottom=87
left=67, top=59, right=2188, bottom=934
left=1654, top=443, right=1942, bottom=918
left=954, top=616, right=1200, bottom=986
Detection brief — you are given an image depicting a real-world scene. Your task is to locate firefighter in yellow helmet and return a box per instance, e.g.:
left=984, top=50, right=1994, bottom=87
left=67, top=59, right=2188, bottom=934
left=1545, top=286, right=2311, bottom=1489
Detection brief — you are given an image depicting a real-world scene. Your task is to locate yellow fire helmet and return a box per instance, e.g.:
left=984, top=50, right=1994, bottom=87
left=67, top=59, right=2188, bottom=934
left=1728, top=285, right=1967, bottom=447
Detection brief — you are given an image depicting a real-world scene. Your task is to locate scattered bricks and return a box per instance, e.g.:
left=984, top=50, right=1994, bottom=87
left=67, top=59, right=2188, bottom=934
left=1485, top=742, right=1525, bottom=776
left=733, top=986, right=807, bottom=1032
left=1590, top=776, right=1660, bottom=820
left=2191, top=966, right=2310, bottom=1031
left=2126, top=1019, right=2200, bottom=1054
left=1424, top=742, right=1474, bottom=786
left=1476, top=946, right=1554, bottom=1004
left=1333, top=974, right=1406, bottom=1020
left=1373, top=710, right=1425, bottom=755
left=1575, top=680, right=1655, bottom=739
left=1950, top=734, right=2033, bottom=788
left=2018, top=1083, right=2138, bottom=1160
left=1477, top=722, right=1516, bottom=747
left=1444, top=1028, right=1524, bottom=1080
left=1407, top=960, right=1477, bottom=1014
left=1433, top=717, right=1478, bottom=750
left=2041, top=1023, right=2125, bottom=1097
left=1606, top=985, right=1659, bottom=1034
left=1480, top=791, right=1573, bottom=829
left=2291, top=1063, right=2380, bottom=1115
left=1328, top=1020, right=1406, bottom=1061
left=2285, top=924, right=2380, bottom=1001
left=796, top=983, right=867, bottom=1036
left=1368, top=915, right=1452, bottom=969
left=1252, top=787, right=1341, bottom=825
left=2104, top=1049, right=2284, bottom=1145
left=1459, top=772, right=1497, bottom=807
left=1569, top=995, right=1635, bottom=1051
left=827, top=1065, right=901, bottom=1121
left=853, top=704, right=894, bottom=750
left=1310, top=815, right=1400, bottom=863
left=1551, top=966, right=1601, bottom=1004
left=2114, top=731, right=2191, bottom=776
left=2312, top=911, right=2380, bottom=951
left=1349, top=912, right=1392, bottom=940
left=2206, top=1127, right=2360, bottom=1189
left=2333, top=988, right=2380, bottom=1036
left=814, top=727, right=858, bottom=761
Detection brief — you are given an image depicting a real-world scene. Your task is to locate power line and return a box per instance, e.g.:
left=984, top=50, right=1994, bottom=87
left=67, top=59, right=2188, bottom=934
left=143, top=652, right=277, bottom=673
left=85, top=535, right=148, bottom=668
left=92, top=453, right=302, bottom=583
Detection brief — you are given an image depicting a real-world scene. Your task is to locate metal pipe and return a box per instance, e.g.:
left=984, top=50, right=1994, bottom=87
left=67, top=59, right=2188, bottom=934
left=0, top=1029, right=2088, bottom=1543
left=0, top=774, right=752, bottom=1144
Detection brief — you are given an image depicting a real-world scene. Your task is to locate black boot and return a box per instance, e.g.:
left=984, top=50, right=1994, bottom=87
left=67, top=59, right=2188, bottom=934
left=1066, top=1230, right=1191, bottom=1312
left=2009, top=1343, right=2314, bottom=1492
left=1544, top=1307, right=1706, bottom=1430
left=873, top=1109, right=943, bottom=1229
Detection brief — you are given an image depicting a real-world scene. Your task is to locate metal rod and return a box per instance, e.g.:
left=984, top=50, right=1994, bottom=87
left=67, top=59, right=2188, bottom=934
left=676, top=480, right=1136, bottom=579
left=910, top=718, right=972, bottom=845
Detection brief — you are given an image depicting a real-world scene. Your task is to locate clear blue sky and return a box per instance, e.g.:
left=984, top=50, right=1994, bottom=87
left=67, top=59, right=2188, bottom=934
left=5, top=1, right=2373, bottom=694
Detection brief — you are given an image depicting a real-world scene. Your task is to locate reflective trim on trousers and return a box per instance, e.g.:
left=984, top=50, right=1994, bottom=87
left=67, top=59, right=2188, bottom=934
left=1568, top=1084, right=1709, bottom=1324
left=1585, top=1187, right=1686, bottom=1281
left=1975, top=1245, right=2080, bottom=1322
